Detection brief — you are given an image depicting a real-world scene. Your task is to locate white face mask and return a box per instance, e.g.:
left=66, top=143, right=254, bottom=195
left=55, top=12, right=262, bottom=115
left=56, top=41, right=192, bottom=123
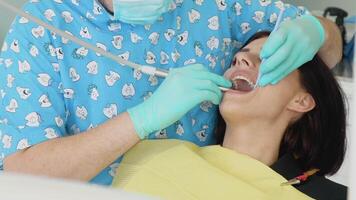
left=113, top=0, right=173, bottom=25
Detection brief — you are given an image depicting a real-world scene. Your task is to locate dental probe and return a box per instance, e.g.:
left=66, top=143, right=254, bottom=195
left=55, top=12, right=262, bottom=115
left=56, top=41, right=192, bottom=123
left=254, top=9, right=285, bottom=89
left=0, top=0, right=230, bottom=92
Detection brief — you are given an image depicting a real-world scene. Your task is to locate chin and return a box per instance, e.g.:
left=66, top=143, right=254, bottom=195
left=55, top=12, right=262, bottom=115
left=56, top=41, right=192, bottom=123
left=219, top=87, right=280, bottom=124
left=219, top=97, right=248, bottom=123
left=220, top=85, right=261, bottom=118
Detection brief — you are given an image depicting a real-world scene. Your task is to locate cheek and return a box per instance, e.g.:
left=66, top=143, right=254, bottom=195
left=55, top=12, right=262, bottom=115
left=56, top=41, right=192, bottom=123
left=262, top=76, right=301, bottom=108
left=260, top=85, right=295, bottom=110
left=220, top=89, right=280, bottom=121
left=223, top=66, right=234, bottom=78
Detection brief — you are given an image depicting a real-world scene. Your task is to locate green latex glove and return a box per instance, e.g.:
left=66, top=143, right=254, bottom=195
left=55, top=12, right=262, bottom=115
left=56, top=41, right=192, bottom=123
left=128, top=64, right=232, bottom=139
left=259, top=15, right=325, bottom=86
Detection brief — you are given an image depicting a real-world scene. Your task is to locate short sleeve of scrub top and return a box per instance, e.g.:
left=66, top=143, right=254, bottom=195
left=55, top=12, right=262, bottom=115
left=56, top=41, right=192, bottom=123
left=0, top=3, right=67, bottom=166
left=0, top=0, right=308, bottom=185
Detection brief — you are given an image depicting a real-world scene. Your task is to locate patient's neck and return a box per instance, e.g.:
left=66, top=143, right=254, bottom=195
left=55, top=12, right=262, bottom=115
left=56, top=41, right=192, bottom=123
left=222, top=120, right=287, bottom=166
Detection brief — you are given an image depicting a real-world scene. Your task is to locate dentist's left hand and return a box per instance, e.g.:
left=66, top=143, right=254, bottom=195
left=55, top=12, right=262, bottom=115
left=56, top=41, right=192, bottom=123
left=259, top=15, right=325, bottom=86
left=128, top=64, right=232, bottom=139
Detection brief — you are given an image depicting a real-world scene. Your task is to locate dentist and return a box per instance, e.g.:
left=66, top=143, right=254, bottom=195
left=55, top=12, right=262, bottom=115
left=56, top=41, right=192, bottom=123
left=0, top=0, right=342, bottom=185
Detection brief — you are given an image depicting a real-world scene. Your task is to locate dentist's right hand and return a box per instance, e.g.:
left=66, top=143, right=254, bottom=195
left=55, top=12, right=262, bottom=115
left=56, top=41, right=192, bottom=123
left=128, top=64, right=232, bottom=139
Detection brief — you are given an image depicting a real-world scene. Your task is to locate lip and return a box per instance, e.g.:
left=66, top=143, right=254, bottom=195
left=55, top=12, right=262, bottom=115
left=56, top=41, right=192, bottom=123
left=225, top=86, right=259, bottom=96
left=223, top=85, right=260, bottom=103
left=225, top=67, right=258, bottom=94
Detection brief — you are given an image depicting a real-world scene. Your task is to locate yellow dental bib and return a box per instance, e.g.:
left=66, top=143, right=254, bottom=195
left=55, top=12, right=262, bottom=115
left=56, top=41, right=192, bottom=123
left=112, top=140, right=312, bottom=200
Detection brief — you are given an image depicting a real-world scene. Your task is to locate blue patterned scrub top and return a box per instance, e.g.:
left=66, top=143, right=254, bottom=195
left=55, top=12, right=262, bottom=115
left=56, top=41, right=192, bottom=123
left=0, top=0, right=307, bottom=185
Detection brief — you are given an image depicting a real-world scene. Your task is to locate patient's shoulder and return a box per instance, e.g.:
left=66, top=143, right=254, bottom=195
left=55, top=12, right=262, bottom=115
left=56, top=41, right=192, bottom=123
left=298, top=175, right=347, bottom=200
left=271, top=154, right=347, bottom=200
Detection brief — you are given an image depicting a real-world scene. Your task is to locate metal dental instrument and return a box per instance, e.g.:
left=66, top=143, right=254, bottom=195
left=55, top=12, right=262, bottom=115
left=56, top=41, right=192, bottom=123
left=0, top=0, right=230, bottom=92
left=280, top=169, right=319, bottom=186
left=254, top=9, right=285, bottom=89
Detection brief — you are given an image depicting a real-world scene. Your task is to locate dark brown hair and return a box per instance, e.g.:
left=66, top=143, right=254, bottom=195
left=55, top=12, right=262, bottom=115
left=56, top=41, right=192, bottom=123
left=216, top=31, right=347, bottom=176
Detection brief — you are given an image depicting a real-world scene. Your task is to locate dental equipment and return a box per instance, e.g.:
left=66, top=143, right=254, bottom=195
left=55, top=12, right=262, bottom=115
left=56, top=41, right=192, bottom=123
left=254, top=9, right=285, bottom=89
left=0, top=0, right=231, bottom=92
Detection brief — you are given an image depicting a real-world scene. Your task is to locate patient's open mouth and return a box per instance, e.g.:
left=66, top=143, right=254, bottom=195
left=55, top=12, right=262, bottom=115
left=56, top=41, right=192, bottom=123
left=231, top=75, right=255, bottom=92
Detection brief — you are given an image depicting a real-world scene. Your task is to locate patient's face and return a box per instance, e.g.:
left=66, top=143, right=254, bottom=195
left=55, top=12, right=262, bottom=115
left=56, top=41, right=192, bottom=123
left=220, top=37, right=304, bottom=124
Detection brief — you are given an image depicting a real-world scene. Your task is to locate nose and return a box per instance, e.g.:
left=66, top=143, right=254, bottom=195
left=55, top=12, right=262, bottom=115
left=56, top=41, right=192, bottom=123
left=232, top=53, right=255, bottom=69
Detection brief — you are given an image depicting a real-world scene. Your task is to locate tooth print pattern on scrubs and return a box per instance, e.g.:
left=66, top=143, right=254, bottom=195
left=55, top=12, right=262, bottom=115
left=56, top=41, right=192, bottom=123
left=0, top=0, right=306, bottom=185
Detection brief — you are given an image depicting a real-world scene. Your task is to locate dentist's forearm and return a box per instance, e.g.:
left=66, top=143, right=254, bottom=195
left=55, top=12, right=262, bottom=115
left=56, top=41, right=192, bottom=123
left=317, top=17, right=343, bottom=68
left=3, top=112, right=140, bottom=181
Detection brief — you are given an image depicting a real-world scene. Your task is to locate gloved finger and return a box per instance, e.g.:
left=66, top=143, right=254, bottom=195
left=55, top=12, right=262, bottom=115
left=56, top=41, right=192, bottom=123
left=191, top=79, right=222, bottom=105
left=260, top=54, right=298, bottom=86
left=270, top=49, right=313, bottom=85
left=260, top=26, right=288, bottom=59
left=194, top=79, right=222, bottom=96
left=194, top=90, right=222, bottom=105
left=166, top=65, right=207, bottom=84
left=172, top=63, right=205, bottom=74
left=271, top=67, right=294, bottom=85
left=259, top=50, right=300, bottom=86
left=301, top=48, right=317, bottom=63
left=192, top=71, right=232, bottom=88
left=259, top=37, right=294, bottom=75
left=184, top=63, right=205, bottom=71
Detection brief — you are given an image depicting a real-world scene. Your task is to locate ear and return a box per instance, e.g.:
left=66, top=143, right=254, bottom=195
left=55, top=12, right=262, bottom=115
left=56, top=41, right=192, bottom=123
left=287, top=92, right=316, bottom=113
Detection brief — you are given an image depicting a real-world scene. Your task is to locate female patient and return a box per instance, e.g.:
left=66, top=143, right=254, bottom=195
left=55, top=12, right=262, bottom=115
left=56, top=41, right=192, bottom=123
left=112, top=32, right=347, bottom=200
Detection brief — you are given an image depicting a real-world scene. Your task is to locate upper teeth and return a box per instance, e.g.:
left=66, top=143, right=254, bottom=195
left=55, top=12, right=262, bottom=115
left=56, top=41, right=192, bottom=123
left=232, top=75, right=254, bottom=87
